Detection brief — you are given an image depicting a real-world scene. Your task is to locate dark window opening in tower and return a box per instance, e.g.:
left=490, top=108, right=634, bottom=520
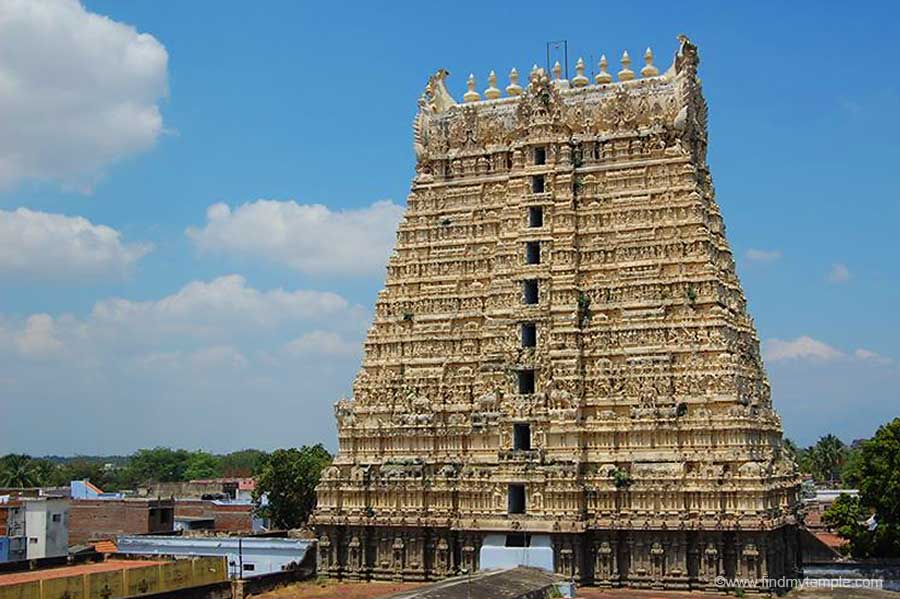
left=514, top=423, right=531, bottom=450
left=534, top=146, right=546, bottom=165
left=523, top=279, right=538, bottom=304
left=517, top=369, right=535, bottom=395
left=508, top=484, right=526, bottom=514
left=525, top=241, right=540, bottom=265
left=521, top=323, right=536, bottom=348
left=528, top=206, right=543, bottom=228
left=531, top=175, right=545, bottom=193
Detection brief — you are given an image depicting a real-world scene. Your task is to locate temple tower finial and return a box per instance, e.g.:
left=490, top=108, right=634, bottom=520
left=506, top=68, right=523, bottom=96
left=484, top=70, right=501, bottom=100
left=618, top=50, right=635, bottom=81
left=641, top=47, right=659, bottom=77
left=463, top=73, right=480, bottom=103
left=595, top=54, right=612, bottom=84
left=572, top=57, right=589, bottom=87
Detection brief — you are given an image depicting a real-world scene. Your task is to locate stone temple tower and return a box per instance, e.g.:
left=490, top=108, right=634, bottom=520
left=313, top=37, right=801, bottom=588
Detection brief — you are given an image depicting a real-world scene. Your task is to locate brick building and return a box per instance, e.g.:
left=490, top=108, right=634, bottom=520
left=68, top=498, right=174, bottom=545
left=174, top=499, right=254, bottom=532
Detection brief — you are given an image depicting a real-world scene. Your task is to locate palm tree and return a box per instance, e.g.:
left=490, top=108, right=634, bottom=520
left=812, top=435, right=847, bottom=486
left=0, top=454, right=44, bottom=488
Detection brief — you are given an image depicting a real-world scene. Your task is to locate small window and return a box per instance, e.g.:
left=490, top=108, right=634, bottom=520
left=517, top=370, right=535, bottom=395
left=521, top=323, right=536, bottom=348
left=513, top=423, right=531, bottom=451
left=29, top=537, right=38, bottom=544
left=528, top=206, right=543, bottom=228
left=51, top=514, right=61, bottom=523
left=508, top=484, right=526, bottom=514
left=525, top=241, right=540, bottom=265
left=523, top=280, right=538, bottom=304
left=506, top=533, right=531, bottom=548
left=242, top=563, right=256, bottom=571
left=534, top=147, right=546, bottom=165
left=531, top=175, right=545, bottom=193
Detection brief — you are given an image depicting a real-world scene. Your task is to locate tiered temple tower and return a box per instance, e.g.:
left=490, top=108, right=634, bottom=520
left=312, top=37, right=801, bottom=588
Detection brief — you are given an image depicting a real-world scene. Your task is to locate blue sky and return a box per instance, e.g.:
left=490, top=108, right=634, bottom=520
left=0, top=0, right=897, bottom=454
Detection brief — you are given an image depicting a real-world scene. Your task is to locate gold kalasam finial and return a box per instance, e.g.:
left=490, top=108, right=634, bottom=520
left=506, top=68, right=523, bottom=96
left=529, top=64, right=542, bottom=84
left=595, top=54, right=612, bottom=84
left=484, top=70, right=501, bottom=100
left=463, top=73, right=480, bottom=103
left=641, top=47, right=659, bottom=77
left=572, top=57, right=589, bottom=87
left=618, top=51, right=635, bottom=81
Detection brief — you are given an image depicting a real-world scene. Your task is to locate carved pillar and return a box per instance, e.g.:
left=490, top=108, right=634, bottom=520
left=392, top=534, right=405, bottom=580
left=435, top=535, right=450, bottom=577
left=461, top=535, right=476, bottom=574
left=347, top=531, right=362, bottom=579
left=318, top=532, right=333, bottom=574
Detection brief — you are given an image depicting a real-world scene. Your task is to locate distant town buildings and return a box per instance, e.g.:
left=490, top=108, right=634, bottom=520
left=136, top=477, right=267, bottom=532
left=67, top=497, right=174, bottom=545
left=23, top=497, right=69, bottom=559
left=0, top=494, right=68, bottom=562
left=0, top=497, right=25, bottom=562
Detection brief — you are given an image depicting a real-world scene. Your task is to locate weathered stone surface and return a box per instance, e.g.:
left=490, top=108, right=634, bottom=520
left=313, top=37, right=802, bottom=588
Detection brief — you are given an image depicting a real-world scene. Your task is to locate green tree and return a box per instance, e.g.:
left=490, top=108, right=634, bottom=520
left=811, top=434, right=847, bottom=485
left=783, top=438, right=799, bottom=460
left=121, top=447, right=192, bottom=486
left=824, top=418, right=900, bottom=558
left=50, top=458, right=110, bottom=489
left=219, top=449, right=268, bottom=477
left=784, top=438, right=815, bottom=476
left=841, top=444, right=865, bottom=488
left=823, top=493, right=869, bottom=556
left=0, top=454, right=52, bottom=488
left=183, top=451, right=222, bottom=480
left=253, top=445, right=332, bottom=529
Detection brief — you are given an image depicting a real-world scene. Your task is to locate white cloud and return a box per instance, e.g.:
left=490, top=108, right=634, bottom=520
left=89, top=274, right=355, bottom=341
left=763, top=336, right=844, bottom=362
left=827, top=263, right=851, bottom=284
left=187, top=199, right=404, bottom=276
left=764, top=336, right=895, bottom=367
left=0, top=207, right=151, bottom=280
left=15, top=314, right=63, bottom=357
left=854, top=348, right=893, bottom=365
left=745, top=248, right=782, bottom=263
left=285, top=330, right=360, bottom=357
left=0, top=0, right=168, bottom=190
left=1, top=275, right=368, bottom=362
left=0, top=275, right=369, bottom=452
left=134, top=345, right=249, bottom=373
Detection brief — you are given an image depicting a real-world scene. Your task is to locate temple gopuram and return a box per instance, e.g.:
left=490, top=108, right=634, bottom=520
left=312, top=36, right=801, bottom=589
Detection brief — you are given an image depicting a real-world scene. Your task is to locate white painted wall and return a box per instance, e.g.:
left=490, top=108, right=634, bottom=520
left=479, top=533, right=554, bottom=572
left=24, top=498, right=68, bottom=559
